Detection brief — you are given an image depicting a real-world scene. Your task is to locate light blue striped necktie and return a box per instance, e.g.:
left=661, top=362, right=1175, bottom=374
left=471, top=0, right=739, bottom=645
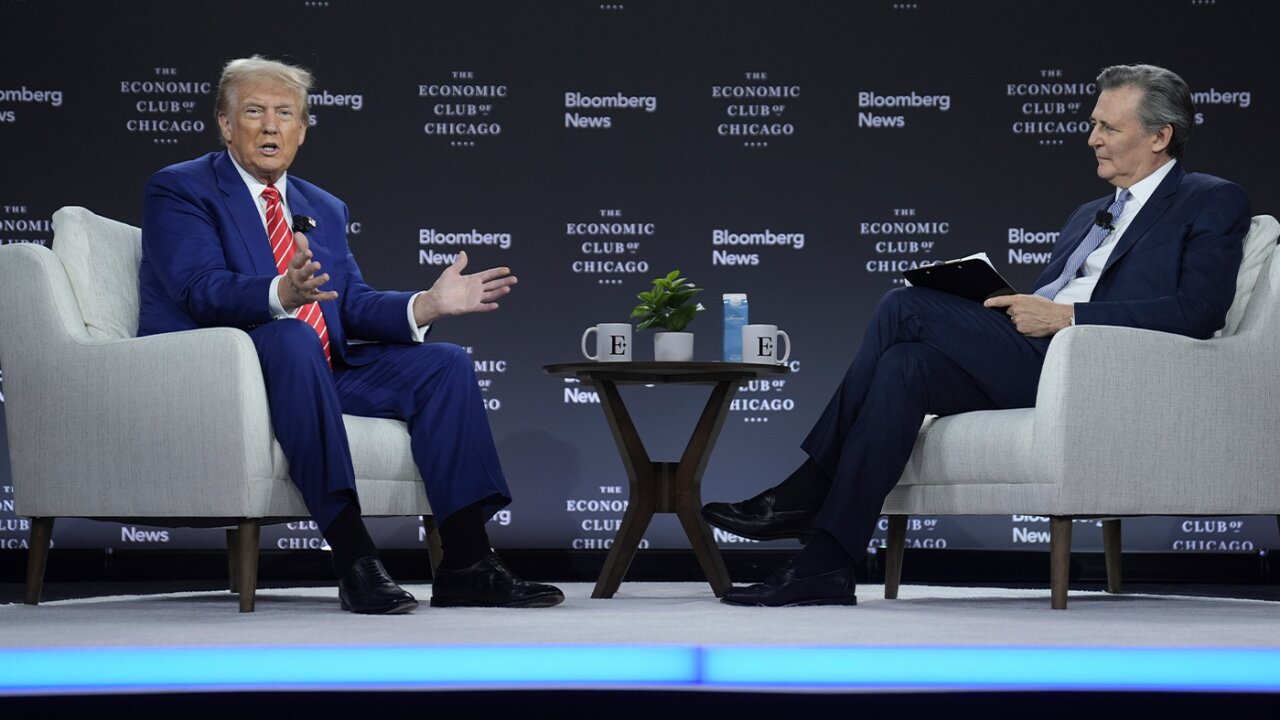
left=1035, top=189, right=1132, bottom=300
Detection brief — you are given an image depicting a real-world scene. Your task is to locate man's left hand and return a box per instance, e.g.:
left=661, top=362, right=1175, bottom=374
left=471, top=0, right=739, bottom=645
left=413, top=251, right=517, bottom=327
left=983, top=294, right=1073, bottom=337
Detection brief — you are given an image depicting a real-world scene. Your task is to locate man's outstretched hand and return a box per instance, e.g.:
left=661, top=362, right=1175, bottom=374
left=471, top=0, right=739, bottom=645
left=413, top=250, right=517, bottom=327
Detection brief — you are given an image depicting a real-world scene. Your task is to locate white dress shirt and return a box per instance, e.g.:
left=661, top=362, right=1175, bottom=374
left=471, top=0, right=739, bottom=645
left=1054, top=159, right=1177, bottom=307
left=227, top=157, right=427, bottom=341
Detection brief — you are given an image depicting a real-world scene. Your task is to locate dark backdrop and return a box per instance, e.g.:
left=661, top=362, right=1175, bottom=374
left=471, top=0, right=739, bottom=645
left=1, top=0, right=1274, bottom=557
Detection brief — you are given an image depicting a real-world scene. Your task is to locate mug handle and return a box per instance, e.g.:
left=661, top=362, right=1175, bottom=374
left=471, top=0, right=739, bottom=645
left=775, top=330, right=791, bottom=364
left=581, top=327, right=599, bottom=360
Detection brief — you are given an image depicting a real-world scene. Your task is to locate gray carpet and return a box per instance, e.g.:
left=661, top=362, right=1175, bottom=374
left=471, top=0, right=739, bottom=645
left=4, top=582, right=1278, bottom=649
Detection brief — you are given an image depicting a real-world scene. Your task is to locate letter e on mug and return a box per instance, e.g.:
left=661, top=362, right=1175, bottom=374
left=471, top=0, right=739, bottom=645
left=742, top=324, right=790, bottom=364
left=582, top=323, right=632, bottom=362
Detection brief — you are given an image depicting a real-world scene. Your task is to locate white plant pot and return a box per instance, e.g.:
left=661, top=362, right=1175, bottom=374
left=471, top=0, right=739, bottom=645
left=654, top=331, right=694, bottom=362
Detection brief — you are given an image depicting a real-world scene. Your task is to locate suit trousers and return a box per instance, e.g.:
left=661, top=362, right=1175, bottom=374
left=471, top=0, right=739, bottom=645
left=249, top=319, right=511, bottom=532
left=801, top=287, right=1052, bottom=559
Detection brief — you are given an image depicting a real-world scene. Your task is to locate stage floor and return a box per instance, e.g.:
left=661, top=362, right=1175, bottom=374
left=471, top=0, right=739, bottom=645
left=3, top=582, right=1280, bottom=698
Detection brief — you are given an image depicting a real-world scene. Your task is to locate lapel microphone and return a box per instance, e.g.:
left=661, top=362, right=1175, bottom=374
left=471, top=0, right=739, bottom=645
left=292, top=215, right=318, bottom=235
left=1094, top=210, right=1114, bottom=231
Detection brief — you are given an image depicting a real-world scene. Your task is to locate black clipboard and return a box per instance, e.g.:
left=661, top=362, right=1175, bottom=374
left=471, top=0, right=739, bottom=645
left=902, top=259, right=1017, bottom=303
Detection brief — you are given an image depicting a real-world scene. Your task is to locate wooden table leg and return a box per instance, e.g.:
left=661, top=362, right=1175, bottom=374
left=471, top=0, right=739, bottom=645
left=592, top=379, right=658, bottom=598
left=589, top=375, right=744, bottom=598
left=671, top=380, right=738, bottom=596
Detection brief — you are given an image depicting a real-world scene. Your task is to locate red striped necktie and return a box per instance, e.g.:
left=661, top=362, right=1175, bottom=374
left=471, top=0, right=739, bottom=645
left=262, top=183, right=331, bottom=366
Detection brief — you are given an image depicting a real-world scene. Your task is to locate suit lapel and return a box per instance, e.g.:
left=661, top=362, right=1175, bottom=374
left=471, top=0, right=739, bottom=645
left=214, top=151, right=277, bottom=276
left=1103, top=164, right=1184, bottom=273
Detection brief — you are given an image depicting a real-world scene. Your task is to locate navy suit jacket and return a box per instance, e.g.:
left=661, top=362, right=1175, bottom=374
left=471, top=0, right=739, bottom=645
left=1033, top=164, right=1251, bottom=339
left=139, top=151, right=417, bottom=367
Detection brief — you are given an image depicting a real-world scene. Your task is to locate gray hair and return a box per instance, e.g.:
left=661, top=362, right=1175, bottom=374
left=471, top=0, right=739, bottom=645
left=215, top=55, right=313, bottom=124
left=1096, top=64, right=1194, bottom=159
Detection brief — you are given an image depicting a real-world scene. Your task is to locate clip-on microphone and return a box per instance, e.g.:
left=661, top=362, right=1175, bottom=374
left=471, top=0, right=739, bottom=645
left=292, top=215, right=318, bottom=235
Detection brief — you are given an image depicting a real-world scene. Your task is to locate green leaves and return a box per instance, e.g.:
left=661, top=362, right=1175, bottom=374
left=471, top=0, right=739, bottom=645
left=630, top=269, right=705, bottom=332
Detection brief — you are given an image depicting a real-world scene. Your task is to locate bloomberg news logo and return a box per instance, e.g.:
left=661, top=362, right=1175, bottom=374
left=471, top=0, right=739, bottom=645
left=307, top=89, right=364, bottom=128
left=855, top=89, right=950, bottom=129
left=418, top=227, right=513, bottom=267
left=564, top=91, right=657, bottom=130
left=0, top=85, right=63, bottom=123
left=711, top=227, right=805, bottom=268
left=1191, top=86, right=1252, bottom=126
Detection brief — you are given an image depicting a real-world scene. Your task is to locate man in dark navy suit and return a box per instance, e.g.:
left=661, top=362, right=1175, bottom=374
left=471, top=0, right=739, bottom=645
left=139, top=55, right=563, bottom=613
left=705, top=64, right=1252, bottom=607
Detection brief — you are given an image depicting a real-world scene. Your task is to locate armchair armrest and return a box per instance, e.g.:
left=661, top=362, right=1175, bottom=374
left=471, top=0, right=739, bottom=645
left=10, top=326, right=278, bottom=518
left=1030, top=324, right=1278, bottom=513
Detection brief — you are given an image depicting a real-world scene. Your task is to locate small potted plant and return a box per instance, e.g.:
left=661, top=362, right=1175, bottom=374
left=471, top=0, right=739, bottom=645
left=631, top=269, right=705, bottom=361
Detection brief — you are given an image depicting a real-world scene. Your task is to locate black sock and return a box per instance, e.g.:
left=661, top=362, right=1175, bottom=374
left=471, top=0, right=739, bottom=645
left=437, top=500, right=493, bottom=571
left=793, top=530, right=854, bottom=577
left=771, top=457, right=832, bottom=509
left=323, top=502, right=378, bottom=577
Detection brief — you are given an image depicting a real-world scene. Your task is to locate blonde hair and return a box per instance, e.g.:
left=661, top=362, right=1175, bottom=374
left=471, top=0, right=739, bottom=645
left=216, top=55, right=313, bottom=121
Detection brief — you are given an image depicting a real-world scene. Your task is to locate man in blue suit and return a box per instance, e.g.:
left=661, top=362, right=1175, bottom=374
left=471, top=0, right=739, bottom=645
left=139, top=55, right=563, bottom=613
left=705, top=64, right=1252, bottom=606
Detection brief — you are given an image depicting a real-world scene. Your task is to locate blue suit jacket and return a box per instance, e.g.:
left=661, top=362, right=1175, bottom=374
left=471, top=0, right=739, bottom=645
left=139, top=151, right=417, bottom=367
left=1033, top=164, right=1251, bottom=339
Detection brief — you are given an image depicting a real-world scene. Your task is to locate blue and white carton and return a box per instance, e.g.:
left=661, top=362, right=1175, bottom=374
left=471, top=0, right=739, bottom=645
left=723, top=293, right=748, bottom=362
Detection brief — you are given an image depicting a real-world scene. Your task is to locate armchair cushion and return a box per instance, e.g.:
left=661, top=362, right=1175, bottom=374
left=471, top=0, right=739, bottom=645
left=1219, top=214, right=1279, bottom=337
left=51, top=206, right=142, bottom=340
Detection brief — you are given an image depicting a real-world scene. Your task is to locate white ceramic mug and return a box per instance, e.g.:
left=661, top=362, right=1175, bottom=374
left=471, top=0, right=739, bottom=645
left=742, top=324, right=790, bottom=364
left=581, top=323, right=632, bottom=362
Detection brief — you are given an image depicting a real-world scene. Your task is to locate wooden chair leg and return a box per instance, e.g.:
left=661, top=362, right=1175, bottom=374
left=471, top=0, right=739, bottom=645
left=1102, top=519, right=1122, bottom=594
left=24, top=517, right=54, bottom=605
left=1049, top=517, right=1072, bottom=609
left=226, top=528, right=241, bottom=594
left=235, top=519, right=260, bottom=613
left=883, top=515, right=907, bottom=600
left=423, top=515, right=443, bottom=575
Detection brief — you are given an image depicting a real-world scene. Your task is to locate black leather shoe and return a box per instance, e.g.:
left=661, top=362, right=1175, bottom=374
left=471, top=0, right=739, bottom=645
left=338, top=556, right=418, bottom=614
left=702, top=488, right=818, bottom=542
left=431, top=553, right=565, bottom=608
left=721, top=562, right=857, bottom=607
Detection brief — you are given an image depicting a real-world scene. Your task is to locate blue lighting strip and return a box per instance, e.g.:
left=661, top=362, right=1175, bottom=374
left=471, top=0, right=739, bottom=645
left=701, top=646, right=1280, bottom=692
left=2, top=645, right=1280, bottom=695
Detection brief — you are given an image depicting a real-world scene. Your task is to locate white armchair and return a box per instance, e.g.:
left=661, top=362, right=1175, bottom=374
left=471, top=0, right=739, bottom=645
left=0, top=207, right=436, bottom=611
left=882, top=214, right=1280, bottom=608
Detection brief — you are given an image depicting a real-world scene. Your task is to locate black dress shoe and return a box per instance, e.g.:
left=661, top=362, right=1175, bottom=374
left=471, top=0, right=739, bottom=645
left=431, top=553, right=565, bottom=608
left=702, top=487, right=818, bottom=542
left=721, top=562, right=857, bottom=607
left=338, top=556, right=418, bottom=614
